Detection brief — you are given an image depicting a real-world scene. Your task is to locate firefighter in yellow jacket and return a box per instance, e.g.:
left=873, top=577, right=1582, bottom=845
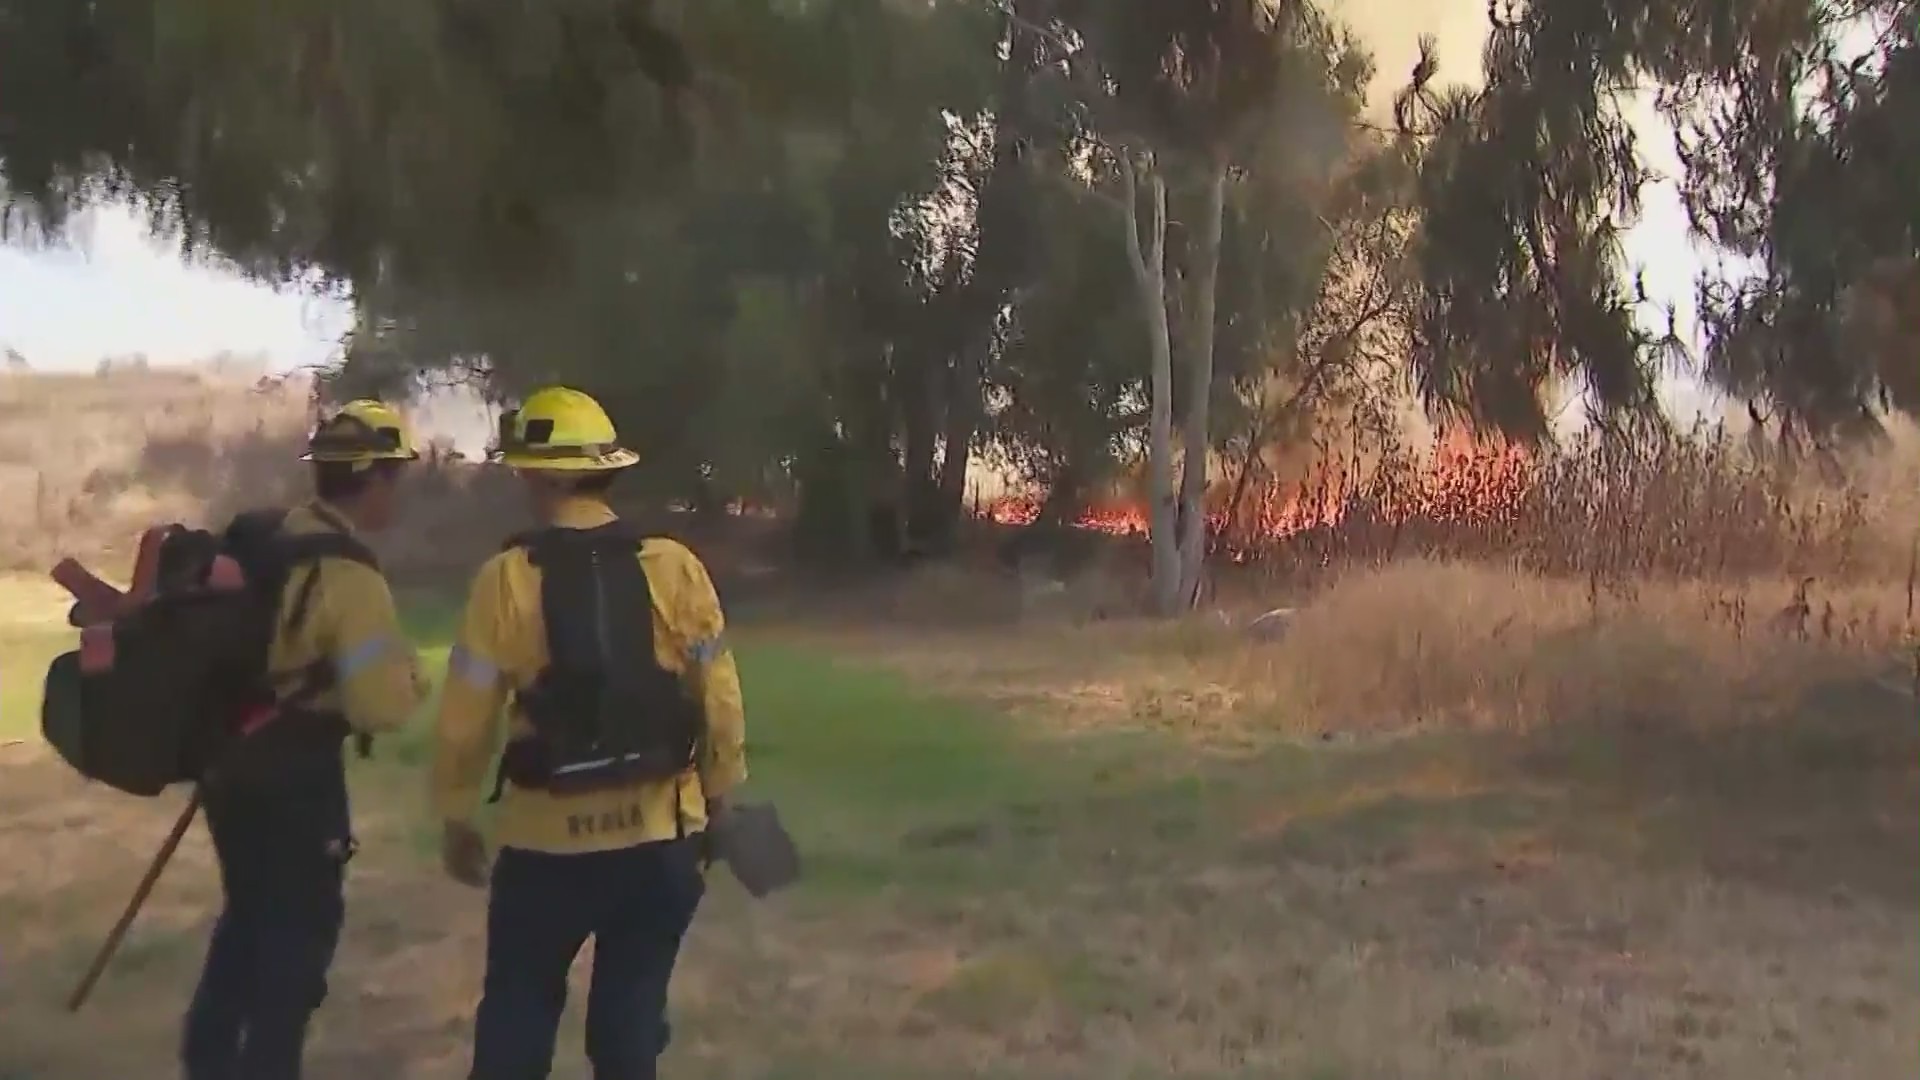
left=431, top=386, right=747, bottom=1080
left=184, top=400, right=427, bottom=1080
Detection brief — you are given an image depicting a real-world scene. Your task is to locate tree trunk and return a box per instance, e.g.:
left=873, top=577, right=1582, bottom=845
left=791, top=439, right=866, bottom=567
left=1176, top=160, right=1229, bottom=607
left=931, top=340, right=987, bottom=551
left=1119, top=151, right=1181, bottom=616
left=935, top=404, right=976, bottom=508
left=899, top=352, right=943, bottom=555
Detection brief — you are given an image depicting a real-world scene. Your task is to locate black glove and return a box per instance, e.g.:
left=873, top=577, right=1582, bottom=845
left=709, top=801, right=801, bottom=899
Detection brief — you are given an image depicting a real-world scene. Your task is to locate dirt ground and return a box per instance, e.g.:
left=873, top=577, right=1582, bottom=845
left=1, top=568, right=1916, bottom=1079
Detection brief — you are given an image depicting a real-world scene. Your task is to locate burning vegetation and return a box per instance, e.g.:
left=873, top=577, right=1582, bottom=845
left=984, top=421, right=1904, bottom=582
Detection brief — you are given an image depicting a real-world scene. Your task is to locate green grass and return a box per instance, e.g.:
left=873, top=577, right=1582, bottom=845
left=368, top=609, right=1127, bottom=898
left=2, top=596, right=1075, bottom=828
left=0, top=626, right=72, bottom=741
left=0, top=597, right=1414, bottom=907
left=0, top=594, right=1096, bottom=902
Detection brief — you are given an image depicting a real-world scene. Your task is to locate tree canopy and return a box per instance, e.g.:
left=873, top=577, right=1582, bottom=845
left=1399, top=0, right=1917, bottom=436
left=1, top=0, right=1913, bottom=581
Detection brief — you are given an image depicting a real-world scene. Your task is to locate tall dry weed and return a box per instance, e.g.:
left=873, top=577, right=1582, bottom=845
left=0, top=368, right=311, bottom=569
left=1244, top=560, right=1910, bottom=734
left=1226, top=420, right=1915, bottom=585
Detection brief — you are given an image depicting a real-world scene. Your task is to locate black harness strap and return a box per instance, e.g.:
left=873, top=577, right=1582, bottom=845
left=487, top=524, right=651, bottom=804
left=240, top=507, right=382, bottom=757
left=485, top=524, right=695, bottom=834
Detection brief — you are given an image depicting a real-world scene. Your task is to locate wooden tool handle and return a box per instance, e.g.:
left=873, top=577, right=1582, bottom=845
left=67, top=789, right=202, bottom=1012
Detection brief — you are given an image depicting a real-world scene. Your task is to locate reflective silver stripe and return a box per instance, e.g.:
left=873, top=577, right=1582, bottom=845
left=552, top=754, right=645, bottom=776
left=335, top=636, right=397, bottom=682
left=447, top=645, right=501, bottom=689
left=688, top=635, right=726, bottom=664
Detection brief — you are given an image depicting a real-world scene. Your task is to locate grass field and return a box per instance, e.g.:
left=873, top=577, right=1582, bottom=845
left=1, top=570, right=1916, bottom=1079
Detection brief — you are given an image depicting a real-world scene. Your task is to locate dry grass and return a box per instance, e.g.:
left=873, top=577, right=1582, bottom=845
left=833, top=559, right=1915, bottom=746
left=0, top=367, right=781, bottom=590
left=0, top=367, right=542, bottom=585
left=3, top=372, right=1917, bottom=1077
left=0, top=367, right=312, bottom=570
left=2, top=555, right=1916, bottom=1077
left=1, top=640, right=1913, bottom=1078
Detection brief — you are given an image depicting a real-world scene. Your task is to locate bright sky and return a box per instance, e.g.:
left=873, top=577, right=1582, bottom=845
left=0, top=207, right=354, bottom=371
left=0, top=207, right=496, bottom=449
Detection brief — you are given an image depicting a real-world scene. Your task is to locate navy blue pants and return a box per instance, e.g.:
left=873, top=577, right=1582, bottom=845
left=181, top=774, right=351, bottom=1080
left=469, top=839, right=706, bottom=1080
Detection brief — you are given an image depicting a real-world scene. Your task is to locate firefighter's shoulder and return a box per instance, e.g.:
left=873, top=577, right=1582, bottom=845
left=638, top=535, right=716, bottom=584
left=473, top=535, right=542, bottom=584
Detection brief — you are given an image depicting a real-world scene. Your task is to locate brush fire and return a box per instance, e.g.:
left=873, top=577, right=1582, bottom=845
left=985, top=427, right=1532, bottom=560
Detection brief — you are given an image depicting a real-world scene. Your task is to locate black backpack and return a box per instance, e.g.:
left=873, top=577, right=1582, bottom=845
left=493, top=524, right=705, bottom=799
left=40, top=508, right=379, bottom=797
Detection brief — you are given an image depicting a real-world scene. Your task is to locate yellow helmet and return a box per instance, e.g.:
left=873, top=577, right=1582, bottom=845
left=490, top=386, right=639, bottom=472
left=301, top=399, right=421, bottom=465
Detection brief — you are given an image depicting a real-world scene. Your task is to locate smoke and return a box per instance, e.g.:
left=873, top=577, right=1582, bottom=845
left=1335, top=0, right=1490, bottom=119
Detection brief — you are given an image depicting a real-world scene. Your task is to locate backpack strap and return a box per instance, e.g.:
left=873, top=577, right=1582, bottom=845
left=502, top=522, right=644, bottom=556
left=248, top=514, right=383, bottom=758
left=526, top=525, right=653, bottom=678
left=224, top=506, right=293, bottom=537
left=485, top=522, right=653, bottom=804
left=275, top=531, right=380, bottom=640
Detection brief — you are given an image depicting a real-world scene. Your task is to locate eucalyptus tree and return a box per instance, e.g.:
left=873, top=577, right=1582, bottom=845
left=1007, top=0, right=1368, bottom=611
left=1396, top=0, right=1917, bottom=441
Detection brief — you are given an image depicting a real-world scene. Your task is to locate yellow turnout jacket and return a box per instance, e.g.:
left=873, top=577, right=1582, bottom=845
left=270, top=502, right=424, bottom=736
left=430, top=497, right=748, bottom=854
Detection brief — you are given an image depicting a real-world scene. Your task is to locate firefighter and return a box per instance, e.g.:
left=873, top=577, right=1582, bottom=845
left=431, top=386, right=747, bottom=1080
left=183, top=399, right=428, bottom=1080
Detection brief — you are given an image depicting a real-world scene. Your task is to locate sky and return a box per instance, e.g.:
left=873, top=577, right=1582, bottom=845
left=0, top=208, right=497, bottom=449
left=0, top=208, right=354, bottom=371
left=0, top=1, right=1737, bottom=440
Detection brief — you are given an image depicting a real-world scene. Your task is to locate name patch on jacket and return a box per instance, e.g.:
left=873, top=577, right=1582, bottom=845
left=566, top=804, right=650, bottom=839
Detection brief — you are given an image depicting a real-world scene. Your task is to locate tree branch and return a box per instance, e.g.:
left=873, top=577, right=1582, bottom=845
left=1117, top=150, right=1147, bottom=283
left=1146, top=151, right=1166, bottom=277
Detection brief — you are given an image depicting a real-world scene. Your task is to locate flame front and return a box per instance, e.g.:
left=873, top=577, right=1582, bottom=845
left=984, top=428, right=1532, bottom=557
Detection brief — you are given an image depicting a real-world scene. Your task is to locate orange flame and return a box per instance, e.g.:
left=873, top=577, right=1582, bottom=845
left=984, top=427, right=1533, bottom=558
